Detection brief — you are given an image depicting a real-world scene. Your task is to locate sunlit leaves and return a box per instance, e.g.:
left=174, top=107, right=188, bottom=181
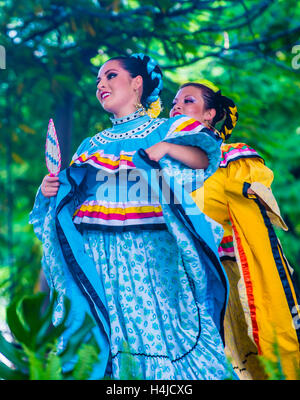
left=0, top=292, right=101, bottom=380
left=0, top=0, right=300, bottom=302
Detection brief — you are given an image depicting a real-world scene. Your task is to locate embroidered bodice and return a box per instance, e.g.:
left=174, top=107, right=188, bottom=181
left=70, top=112, right=222, bottom=232
left=90, top=110, right=166, bottom=146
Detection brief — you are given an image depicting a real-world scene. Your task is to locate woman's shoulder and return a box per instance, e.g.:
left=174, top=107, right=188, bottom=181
left=220, top=142, right=264, bottom=168
left=88, top=117, right=167, bottom=146
left=72, top=136, right=92, bottom=155
left=162, top=115, right=220, bottom=142
left=166, top=115, right=208, bottom=132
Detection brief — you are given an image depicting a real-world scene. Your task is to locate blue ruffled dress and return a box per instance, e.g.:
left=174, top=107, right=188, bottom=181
left=29, top=111, right=235, bottom=380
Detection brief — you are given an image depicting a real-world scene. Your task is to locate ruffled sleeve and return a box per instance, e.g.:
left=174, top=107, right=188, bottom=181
left=222, top=146, right=300, bottom=373
left=29, top=137, right=92, bottom=241
left=163, top=116, right=222, bottom=177
left=29, top=186, right=51, bottom=241
left=158, top=116, right=222, bottom=192
left=69, top=137, right=92, bottom=164
left=225, top=154, right=288, bottom=230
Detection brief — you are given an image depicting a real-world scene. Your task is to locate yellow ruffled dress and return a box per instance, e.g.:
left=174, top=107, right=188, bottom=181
left=191, top=142, right=300, bottom=380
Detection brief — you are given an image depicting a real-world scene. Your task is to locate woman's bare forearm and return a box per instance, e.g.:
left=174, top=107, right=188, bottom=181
left=145, top=141, right=209, bottom=169
left=166, top=142, right=208, bottom=169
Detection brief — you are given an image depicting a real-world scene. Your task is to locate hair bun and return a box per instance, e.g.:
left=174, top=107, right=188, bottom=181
left=179, top=80, right=238, bottom=141
left=219, top=95, right=238, bottom=141
left=131, top=53, right=163, bottom=107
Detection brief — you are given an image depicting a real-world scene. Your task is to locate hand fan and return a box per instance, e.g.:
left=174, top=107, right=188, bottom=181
left=45, top=118, right=61, bottom=176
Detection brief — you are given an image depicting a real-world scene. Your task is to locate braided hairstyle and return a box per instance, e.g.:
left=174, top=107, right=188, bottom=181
left=180, top=81, right=238, bottom=141
left=108, top=53, right=163, bottom=117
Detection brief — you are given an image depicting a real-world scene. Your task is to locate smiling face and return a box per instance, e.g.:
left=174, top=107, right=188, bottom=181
left=169, top=85, right=216, bottom=123
left=96, top=59, right=143, bottom=118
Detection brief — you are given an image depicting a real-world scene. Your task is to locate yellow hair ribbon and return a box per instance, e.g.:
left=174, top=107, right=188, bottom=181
left=220, top=105, right=238, bottom=141
left=146, top=98, right=162, bottom=118
left=195, top=79, right=220, bottom=93
left=229, top=105, right=238, bottom=124
left=192, top=81, right=238, bottom=142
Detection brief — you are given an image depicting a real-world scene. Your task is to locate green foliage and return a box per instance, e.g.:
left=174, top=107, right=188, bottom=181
left=73, top=343, right=101, bottom=380
left=0, top=292, right=101, bottom=380
left=117, top=341, right=143, bottom=380
left=259, top=355, right=286, bottom=380
left=0, top=0, right=299, bottom=305
left=258, top=340, right=294, bottom=380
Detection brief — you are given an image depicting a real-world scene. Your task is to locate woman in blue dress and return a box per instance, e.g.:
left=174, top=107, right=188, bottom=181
left=29, top=53, right=235, bottom=380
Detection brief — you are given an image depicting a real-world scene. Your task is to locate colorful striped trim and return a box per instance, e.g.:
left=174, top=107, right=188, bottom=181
left=218, top=235, right=236, bottom=260
left=55, top=168, right=111, bottom=375
left=73, top=200, right=166, bottom=228
left=220, top=143, right=263, bottom=168
left=167, top=117, right=205, bottom=137
left=250, top=188, right=300, bottom=346
left=70, top=150, right=136, bottom=172
left=136, top=147, right=228, bottom=343
left=228, top=208, right=262, bottom=354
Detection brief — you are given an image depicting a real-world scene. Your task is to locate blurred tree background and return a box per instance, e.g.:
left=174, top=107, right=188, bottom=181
left=0, top=0, right=300, bottom=307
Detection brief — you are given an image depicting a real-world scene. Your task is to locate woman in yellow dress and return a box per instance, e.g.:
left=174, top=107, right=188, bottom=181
left=170, top=80, right=300, bottom=380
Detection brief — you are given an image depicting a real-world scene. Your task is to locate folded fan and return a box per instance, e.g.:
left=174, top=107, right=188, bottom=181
left=45, top=118, right=61, bottom=176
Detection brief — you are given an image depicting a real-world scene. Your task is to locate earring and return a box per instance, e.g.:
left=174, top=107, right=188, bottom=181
left=203, top=119, right=211, bottom=128
left=204, top=119, right=222, bottom=139
left=134, top=90, right=145, bottom=116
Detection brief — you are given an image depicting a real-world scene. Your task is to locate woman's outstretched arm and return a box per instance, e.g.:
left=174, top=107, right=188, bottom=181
left=145, top=142, right=208, bottom=169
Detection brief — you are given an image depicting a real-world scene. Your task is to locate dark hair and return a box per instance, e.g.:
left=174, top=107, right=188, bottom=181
left=108, top=55, right=163, bottom=108
left=180, top=82, right=238, bottom=141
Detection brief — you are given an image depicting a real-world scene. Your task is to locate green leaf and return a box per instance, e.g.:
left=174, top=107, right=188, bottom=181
left=59, top=314, right=98, bottom=365
left=36, top=297, right=71, bottom=349
left=0, top=334, right=28, bottom=370
left=20, top=292, right=48, bottom=343
left=72, top=344, right=99, bottom=380
left=25, top=349, right=44, bottom=380
left=0, top=361, right=27, bottom=380
left=258, top=340, right=286, bottom=380
left=6, top=299, right=31, bottom=348
left=35, top=292, right=61, bottom=347
left=43, top=351, right=63, bottom=380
